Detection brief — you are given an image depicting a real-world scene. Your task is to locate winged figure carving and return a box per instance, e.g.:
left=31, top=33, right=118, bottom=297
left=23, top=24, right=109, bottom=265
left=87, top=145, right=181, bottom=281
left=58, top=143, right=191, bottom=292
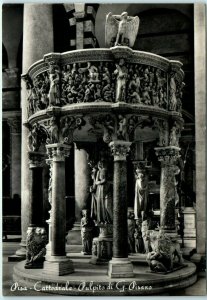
left=105, top=12, right=140, bottom=48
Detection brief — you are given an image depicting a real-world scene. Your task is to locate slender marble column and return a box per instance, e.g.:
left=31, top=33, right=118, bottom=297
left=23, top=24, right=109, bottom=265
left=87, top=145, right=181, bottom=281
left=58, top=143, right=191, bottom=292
left=155, top=146, right=180, bottom=237
left=7, top=117, right=21, bottom=198
left=16, top=4, right=54, bottom=258
left=28, top=152, right=45, bottom=227
left=43, top=144, right=74, bottom=275
left=108, top=141, right=134, bottom=278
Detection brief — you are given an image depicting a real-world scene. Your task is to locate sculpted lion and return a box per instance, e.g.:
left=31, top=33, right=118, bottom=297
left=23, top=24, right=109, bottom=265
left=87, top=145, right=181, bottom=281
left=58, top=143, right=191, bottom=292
left=147, top=230, right=184, bottom=273
left=25, top=227, right=48, bottom=269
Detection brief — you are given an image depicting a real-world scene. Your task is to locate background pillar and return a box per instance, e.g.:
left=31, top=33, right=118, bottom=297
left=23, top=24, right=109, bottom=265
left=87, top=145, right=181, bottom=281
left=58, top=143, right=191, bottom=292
left=16, top=4, right=54, bottom=258
left=193, top=3, right=206, bottom=262
left=74, top=145, right=90, bottom=222
left=7, top=117, right=21, bottom=198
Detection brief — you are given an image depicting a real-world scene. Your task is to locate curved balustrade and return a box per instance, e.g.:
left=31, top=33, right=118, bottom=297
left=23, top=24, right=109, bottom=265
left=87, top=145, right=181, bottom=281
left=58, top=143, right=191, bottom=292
left=22, top=47, right=184, bottom=119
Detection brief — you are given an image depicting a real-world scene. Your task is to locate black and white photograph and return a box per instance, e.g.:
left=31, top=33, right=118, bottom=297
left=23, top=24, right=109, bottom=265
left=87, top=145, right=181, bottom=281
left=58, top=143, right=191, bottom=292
left=2, top=2, right=206, bottom=296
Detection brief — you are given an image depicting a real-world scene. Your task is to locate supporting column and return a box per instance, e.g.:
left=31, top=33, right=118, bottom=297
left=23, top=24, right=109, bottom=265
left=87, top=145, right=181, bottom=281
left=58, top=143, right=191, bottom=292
left=17, top=4, right=54, bottom=258
left=108, top=141, right=134, bottom=278
left=27, top=152, right=45, bottom=227
left=7, top=117, right=21, bottom=198
left=193, top=3, right=206, bottom=263
left=43, top=144, right=74, bottom=275
left=155, top=146, right=180, bottom=237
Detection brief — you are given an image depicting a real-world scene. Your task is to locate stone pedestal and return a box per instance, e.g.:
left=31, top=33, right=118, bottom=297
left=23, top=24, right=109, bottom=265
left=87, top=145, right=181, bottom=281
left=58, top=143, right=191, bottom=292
left=108, top=141, right=134, bottom=278
left=90, top=224, right=113, bottom=264
left=183, top=207, right=196, bottom=253
left=108, top=258, right=134, bottom=278
left=155, top=146, right=180, bottom=238
left=43, top=144, right=74, bottom=276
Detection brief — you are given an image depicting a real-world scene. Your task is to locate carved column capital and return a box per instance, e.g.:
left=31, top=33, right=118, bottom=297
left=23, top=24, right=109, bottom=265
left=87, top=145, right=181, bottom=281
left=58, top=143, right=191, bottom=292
left=46, top=143, right=71, bottom=162
left=28, top=151, right=45, bottom=168
left=109, top=141, right=131, bottom=161
left=155, top=146, right=181, bottom=166
left=7, top=117, right=21, bottom=134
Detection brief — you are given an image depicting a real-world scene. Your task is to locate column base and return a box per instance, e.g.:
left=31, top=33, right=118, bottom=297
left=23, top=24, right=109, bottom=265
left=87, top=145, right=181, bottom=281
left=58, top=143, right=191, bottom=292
left=90, top=236, right=113, bottom=265
left=43, top=258, right=74, bottom=276
left=8, top=245, right=27, bottom=261
left=66, top=222, right=82, bottom=245
left=108, top=258, right=134, bottom=278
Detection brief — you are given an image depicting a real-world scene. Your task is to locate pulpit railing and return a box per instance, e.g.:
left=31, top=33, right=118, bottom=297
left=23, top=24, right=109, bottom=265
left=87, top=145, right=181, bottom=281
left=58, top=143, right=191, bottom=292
left=22, top=48, right=184, bottom=118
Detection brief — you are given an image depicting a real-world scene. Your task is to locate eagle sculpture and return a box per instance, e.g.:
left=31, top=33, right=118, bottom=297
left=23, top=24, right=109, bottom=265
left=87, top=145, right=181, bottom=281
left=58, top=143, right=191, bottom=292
left=105, top=12, right=140, bottom=48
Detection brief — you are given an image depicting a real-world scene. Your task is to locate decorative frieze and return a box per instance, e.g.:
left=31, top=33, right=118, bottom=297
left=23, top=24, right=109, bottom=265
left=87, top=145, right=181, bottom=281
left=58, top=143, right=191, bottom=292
left=23, top=48, right=184, bottom=119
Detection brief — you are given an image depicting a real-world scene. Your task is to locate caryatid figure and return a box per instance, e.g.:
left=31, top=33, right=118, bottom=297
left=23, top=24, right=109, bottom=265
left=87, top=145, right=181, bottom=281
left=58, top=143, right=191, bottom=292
left=134, top=167, right=149, bottom=221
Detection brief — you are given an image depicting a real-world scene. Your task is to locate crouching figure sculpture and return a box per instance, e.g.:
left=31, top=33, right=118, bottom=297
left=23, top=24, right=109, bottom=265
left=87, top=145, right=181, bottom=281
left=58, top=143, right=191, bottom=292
left=25, top=227, right=47, bottom=269
left=147, top=230, right=184, bottom=273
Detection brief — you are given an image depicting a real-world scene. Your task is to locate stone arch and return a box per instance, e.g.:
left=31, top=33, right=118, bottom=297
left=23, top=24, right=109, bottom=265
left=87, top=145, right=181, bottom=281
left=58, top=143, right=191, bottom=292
left=127, top=4, right=193, bottom=21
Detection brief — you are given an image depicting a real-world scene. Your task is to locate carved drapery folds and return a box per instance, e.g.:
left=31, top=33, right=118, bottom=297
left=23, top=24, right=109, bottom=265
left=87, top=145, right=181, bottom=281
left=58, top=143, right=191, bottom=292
left=22, top=49, right=184, bottom=118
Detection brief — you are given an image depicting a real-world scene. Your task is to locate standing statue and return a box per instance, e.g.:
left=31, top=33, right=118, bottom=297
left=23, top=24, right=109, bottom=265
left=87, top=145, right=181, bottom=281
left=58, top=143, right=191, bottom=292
left=90, top=161, right=112, bottom=224
left=105, top=12, right=140, bottom=48
left=134, top=220, right=144, bottom=253
left=141, top=219, right=151, bottom=254
left=169, top=73, right=177, bottom=111
left=117, top=114, right=127, bottom=140
left=169, top=122, right=180, bottom=147
left=48, top=64, right=60, bottom=106
left=81, top=209, right=95, bottom=255
left=47, top=117, right=59, bottom=144
left=114, top=59, right=128, bottom=102
left=134, top=167, right=149, bottom=221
